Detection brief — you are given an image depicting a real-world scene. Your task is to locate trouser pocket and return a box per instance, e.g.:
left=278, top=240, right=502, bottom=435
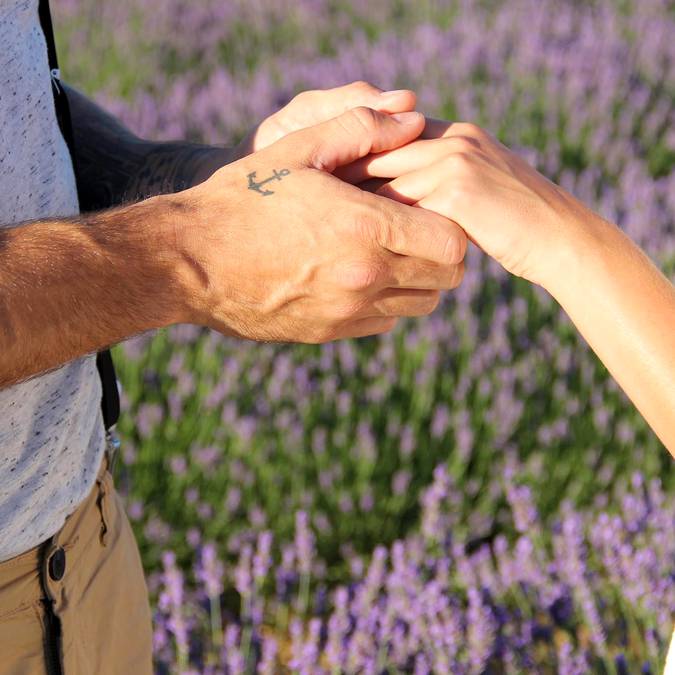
left=0, top=601, right=50, bottom=675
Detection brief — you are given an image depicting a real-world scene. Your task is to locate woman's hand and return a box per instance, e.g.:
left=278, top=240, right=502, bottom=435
left=233, top=81, right=417, bottom=158
left=344, top=120, right=675, bottom=455
left=341, top=120, right=609, bottom=289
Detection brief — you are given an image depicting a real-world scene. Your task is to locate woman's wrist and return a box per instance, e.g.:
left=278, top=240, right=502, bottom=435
left=533, top=209, right=622, bottom=301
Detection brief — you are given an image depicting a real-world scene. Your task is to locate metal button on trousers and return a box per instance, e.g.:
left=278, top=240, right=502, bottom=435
left=48, top=548, right=66, bottom=582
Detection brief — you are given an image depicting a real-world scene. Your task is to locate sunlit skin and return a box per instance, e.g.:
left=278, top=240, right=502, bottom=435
left=0, top=86, right=466, bottom=389
left=343, top=119, right=675, bottom=456
left=236, top=81, right=419, bottom=156
left=2, top=79, right=672, bottom=456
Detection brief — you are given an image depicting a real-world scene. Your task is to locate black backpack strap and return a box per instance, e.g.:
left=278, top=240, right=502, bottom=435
left=39, top=0, right=120, bottom=431
left=95, top=351, right=121, bottom=431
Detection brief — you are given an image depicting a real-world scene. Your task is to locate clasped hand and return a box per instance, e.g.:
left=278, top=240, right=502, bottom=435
left=177, top=81, right=601, bottom=343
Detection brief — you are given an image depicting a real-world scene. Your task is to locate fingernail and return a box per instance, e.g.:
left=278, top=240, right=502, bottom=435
left=391, top=111, right=423, bottom=125
left=380, top=89, right=410, bottom=97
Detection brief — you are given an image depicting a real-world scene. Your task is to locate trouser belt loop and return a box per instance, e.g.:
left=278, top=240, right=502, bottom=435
left=104, top=429, right=121, bottom=475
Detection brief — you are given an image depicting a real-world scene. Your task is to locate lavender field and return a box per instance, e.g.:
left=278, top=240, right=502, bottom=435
left=54, top=0, right=674, bottom=672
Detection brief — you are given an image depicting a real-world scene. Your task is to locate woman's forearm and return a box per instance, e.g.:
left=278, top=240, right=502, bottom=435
left=366, top=121, right=675, bottom=455
left=544, top=215, right=675, bottom=455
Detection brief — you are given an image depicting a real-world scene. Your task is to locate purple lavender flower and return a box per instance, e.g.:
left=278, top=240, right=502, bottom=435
left=420, top=464, right=452, bottom=545
left=253, top=530, right=273, bottom=585
left=127, top=499, right=144, bottom=521
left=557, top=640, right=589, bottom=675
left=158, top=551, right=189, bottom=666
left=196, top=542, right=224, bottom=599
left=505, top=482, right=539, bottom=534
left=234, top=543, right=253, bottom=601
left=431, top=404, right=451, bottom=439
left=257, top=635, right=278, bottom=675
left=223, top=624, right=245, bottom=675
left=392, top=469, right=412, bottom=497
left=294, top=511, right=315, bottom=577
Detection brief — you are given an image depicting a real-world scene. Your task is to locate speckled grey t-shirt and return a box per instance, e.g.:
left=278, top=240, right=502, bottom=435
left=0, top=0, right=106, bottom=562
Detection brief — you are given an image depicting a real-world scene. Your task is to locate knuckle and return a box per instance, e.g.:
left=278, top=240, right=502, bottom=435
left=335, top=106, right=384, bottom=157
left=293, top=89, right=314, bottom=104
left=340, top=260, right=382, bottom=292
left=448, top=136, right=481, bottom=153
left=347, top=106, right=379, bottom=134
left=444, top=152, right=473, bottom=172
left=348, top=80, right=379, bottom=94
left=455, top=122, right=487, bottom=139
left=332, top=108, right=380, bottom=157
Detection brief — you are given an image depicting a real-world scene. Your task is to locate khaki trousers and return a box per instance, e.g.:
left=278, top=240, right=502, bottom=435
left=0, top=456, right=153, bottom=675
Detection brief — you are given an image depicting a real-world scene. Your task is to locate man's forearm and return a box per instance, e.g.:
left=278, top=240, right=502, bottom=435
left=0, top=89, right=233, bottom=388
left=0, top=196, right=187, bottom=388
left=64, top=84, right=233, bottom=211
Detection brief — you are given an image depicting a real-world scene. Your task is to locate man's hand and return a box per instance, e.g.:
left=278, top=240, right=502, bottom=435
left=174, top=108, right=467, bottom=343
left=233, top=81, right=417, bottom=159
left=66, top=80, right=414, bottom=211
left=341, top=120, right=604, bottom=288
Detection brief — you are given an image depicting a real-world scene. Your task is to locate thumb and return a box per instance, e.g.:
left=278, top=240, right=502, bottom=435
left=284, top=107, right=425, bottom=173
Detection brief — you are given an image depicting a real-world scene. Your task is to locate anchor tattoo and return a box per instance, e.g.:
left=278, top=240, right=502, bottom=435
left=247, top=168, right=291, bottom=196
